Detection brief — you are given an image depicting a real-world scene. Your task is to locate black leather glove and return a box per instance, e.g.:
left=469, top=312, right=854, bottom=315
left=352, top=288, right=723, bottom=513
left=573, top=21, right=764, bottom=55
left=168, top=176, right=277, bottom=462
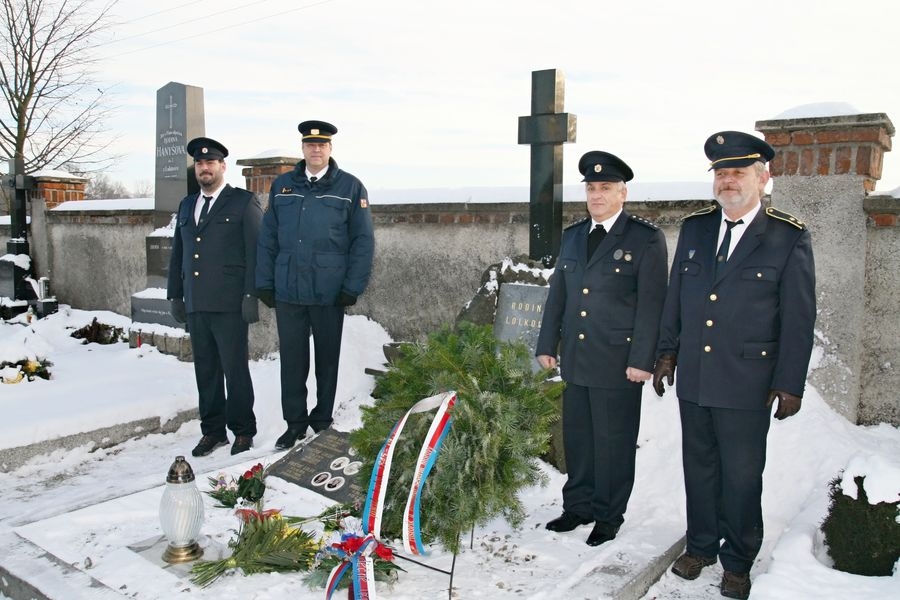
left=337, top=292, right=357, bottom=307
left=257, top=288, right=275, bottom=309
left=652, top=354, right=677, bottom=397
left=169, top=298, right=187, bottom=324
left=766, top=389, right=802, bottom=420
left=241, top=295, right=259, bottom=324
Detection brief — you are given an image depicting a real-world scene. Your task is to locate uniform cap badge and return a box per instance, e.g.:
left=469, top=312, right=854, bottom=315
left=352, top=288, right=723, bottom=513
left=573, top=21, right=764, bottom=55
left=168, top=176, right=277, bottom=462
left=716, top=135, right=725, bottom=145
left=594, top=164, right=603, bottom=173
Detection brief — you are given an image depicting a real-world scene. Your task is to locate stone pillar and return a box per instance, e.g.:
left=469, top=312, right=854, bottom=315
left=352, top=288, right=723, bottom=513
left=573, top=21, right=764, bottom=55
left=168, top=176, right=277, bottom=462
left=756, top=113, right=894, bottom=423
left=32, top=172, right=87, bottom=209
left=236, top=155, right=299, bottom=206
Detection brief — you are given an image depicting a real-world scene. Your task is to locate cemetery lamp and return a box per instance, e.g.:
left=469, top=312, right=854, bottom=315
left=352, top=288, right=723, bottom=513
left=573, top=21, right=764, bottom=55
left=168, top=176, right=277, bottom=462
left=159, top=456, right=205, bottom=563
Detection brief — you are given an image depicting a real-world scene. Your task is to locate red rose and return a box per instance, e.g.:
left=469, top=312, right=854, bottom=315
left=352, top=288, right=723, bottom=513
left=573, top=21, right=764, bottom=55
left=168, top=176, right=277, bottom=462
left=252, top=464, right=263, bottom=474
left=243, top=470, right=253, bottom=479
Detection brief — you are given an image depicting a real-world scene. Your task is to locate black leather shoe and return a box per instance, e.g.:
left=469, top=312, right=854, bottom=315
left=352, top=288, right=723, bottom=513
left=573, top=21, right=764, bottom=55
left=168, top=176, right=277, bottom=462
left=586, top=523, right=619, bottom=547
left=231, top=435, right=253, bottom=455
left=545, top=511, right=592, bottom=532
left=720, top=571, right=751, bottom=599
left=275, top=427, right=306, bottom=450
left=191, top=435, right=228, bottom=457
left=671, top=552, right=717, bottom=580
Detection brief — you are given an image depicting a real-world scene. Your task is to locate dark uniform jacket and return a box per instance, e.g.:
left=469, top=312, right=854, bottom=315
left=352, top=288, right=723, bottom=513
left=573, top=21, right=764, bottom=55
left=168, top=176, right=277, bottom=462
left=167, top=185, right=263, bottom=313
left=656, top=204, right=816, bottom=410
left=536, top=211, right=668, bottom=389
left=256, top=158, right=374, bottom=305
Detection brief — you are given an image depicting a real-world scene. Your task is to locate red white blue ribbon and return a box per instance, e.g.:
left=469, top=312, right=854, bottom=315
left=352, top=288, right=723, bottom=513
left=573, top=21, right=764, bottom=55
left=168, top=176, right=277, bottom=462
left=362, top=391, right=457, bottom=555
left=324, top=533, right=377, bottom=600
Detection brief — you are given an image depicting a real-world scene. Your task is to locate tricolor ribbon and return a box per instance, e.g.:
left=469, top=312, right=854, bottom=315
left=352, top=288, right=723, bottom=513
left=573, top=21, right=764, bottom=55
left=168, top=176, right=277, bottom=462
left=362, top=391, right=457, bottom=555
left=325, top=533, right=378, bottom=600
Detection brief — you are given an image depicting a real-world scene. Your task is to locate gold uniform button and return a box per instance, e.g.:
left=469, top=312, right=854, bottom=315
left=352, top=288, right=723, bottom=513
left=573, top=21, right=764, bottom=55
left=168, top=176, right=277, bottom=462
left=706, top=320, right=714, bottom=327
left=582, top=288, right=589, bottom=295
left=709, top=293, right=718, bottom=301
left=757, top=272, right=763, bottom=278
left=704, top=345, right=712, bottom=353
left=761, top=350, right=767, bottom=356
left=193, top=271, right=199, bottom=277
left=580, top=310, right=587, bottom=317
left=196, top=236, right=201, bottom=242
left=615, top=267, right=621, bottom=273
left=578, top=333, right=585, bottom=340
left=193, top=254, right=199, bottom=259
left=626, top=337, right=632, bottom=342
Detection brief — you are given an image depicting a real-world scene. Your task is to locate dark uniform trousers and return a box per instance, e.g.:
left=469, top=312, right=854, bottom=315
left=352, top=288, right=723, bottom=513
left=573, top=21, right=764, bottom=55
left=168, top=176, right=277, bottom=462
left=187, top=311, right=256, bottom=438
left=275, top=301, right=345, bottom=431
left=563, top=383, right=642, bottom=528
left=679, top=400, right=770, bottom=573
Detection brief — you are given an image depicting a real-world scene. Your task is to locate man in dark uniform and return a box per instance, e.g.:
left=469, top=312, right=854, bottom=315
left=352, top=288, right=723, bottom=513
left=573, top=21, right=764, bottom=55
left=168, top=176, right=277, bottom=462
left=256, top=120, right=374, bottom=450
left=652, top=131, right=816, bottom=599
left=535, top=151, right=668, bottom=547
left=167, top=137, right=263, bottom=457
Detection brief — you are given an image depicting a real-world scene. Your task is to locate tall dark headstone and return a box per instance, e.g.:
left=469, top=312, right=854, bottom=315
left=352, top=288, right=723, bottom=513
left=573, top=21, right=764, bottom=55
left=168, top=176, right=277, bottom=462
left=130, top=82, right=205, bottom=330
left=154, top=82, right=205, bottom=228
left=518, top=69, right=576, bottom=267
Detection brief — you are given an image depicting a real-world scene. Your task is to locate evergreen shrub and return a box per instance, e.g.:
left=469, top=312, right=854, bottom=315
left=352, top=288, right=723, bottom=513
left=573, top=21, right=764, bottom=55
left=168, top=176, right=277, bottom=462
left=821, top=474, right=900, bottom=576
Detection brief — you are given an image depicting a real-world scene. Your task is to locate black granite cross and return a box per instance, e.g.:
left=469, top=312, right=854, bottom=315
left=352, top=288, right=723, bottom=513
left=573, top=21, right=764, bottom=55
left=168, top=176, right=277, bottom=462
left=518, top=69, right=576, bottom=266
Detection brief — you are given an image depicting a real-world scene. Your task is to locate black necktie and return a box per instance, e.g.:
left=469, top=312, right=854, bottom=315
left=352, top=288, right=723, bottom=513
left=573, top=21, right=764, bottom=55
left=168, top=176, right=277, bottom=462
left=588, top=224, right=606, bottom=259
left=309, top=176, right=318, bottom=183
left=198, top=195, right=212, bottom=225
left=715, top=219, right=743, bottom=277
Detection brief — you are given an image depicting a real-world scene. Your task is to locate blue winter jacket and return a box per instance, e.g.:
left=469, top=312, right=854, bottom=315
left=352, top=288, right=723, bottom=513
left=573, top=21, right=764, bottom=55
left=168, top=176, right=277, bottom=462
left=256, top=158, right=374, bottom=305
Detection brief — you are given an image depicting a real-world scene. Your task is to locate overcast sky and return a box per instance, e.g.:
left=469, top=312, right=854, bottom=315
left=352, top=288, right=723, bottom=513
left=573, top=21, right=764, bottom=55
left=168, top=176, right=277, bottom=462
left=95, top=0, right=900, bottom=195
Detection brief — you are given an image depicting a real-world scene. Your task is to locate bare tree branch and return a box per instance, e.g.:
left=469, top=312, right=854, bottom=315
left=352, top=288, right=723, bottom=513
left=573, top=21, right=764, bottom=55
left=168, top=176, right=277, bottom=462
left=0, top=0, right=120, bottom=174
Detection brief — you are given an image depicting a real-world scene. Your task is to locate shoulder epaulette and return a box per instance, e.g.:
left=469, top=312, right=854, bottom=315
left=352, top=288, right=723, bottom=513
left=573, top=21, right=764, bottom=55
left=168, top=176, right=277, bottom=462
left=629, top=213, right=659, bottom=230
left=565, top=217, right=589, bottom=230
left=765, top=206, right=806, bottom=230
left=683, top=204, right=718, bottom=219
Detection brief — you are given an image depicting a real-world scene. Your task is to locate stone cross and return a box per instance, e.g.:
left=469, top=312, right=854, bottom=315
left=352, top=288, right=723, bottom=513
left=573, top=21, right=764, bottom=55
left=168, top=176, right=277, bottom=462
left=518, top=69, right=576, bottom=266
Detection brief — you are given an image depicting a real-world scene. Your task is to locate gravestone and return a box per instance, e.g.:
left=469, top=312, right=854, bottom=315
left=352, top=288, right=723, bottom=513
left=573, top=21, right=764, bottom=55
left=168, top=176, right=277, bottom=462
left=493, top=282, right=549, bottom=373
left=518, top=69, right=576, bottom=267
left=130, top=82, right=205, bottom=331
left=267, top=429, right=365, bottom=506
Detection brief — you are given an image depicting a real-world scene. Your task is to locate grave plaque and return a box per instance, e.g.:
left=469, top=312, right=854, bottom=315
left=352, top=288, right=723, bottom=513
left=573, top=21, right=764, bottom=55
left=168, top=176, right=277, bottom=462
left=154, top=82, right=204, bottom=227
left=146, top=235, right=174, bottom=289
left=267, top=429, right=365, bottom=505
left=493, top=283, right=550, bottom=372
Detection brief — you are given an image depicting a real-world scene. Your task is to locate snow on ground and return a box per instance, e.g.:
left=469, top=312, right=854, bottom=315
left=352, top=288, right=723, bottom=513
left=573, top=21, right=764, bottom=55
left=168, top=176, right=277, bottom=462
left=0, top=307, right=898, bottom=599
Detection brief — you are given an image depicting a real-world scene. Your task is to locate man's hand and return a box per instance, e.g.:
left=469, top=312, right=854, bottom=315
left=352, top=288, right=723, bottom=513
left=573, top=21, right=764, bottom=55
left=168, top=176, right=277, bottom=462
left=652, top=354, right=677, bottom=397
left=337, top=292, right=357, bottom=307
left=537, top=354, right=558, bottom=370
left=626, top=367, right=652, bottom=383
left=169, top=298, right=186, bottom=324
left=242, top=295, right=259, bottom=324
left=766, top=389, right=802, bottom=420
left=256, top=288, right=275, bottom=308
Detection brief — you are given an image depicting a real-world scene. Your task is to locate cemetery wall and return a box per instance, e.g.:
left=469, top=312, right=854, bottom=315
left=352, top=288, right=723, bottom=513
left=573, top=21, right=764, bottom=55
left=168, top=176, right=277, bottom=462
left=28, top=194, right=899, bottom=425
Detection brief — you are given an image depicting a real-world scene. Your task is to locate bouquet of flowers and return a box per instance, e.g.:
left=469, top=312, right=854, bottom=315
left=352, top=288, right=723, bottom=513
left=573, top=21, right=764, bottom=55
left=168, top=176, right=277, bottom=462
left=305, top=527, right=404, bottom=590
left=207, top=463, right=266, bottom=508
left=190, top=508, right=319, bottom=588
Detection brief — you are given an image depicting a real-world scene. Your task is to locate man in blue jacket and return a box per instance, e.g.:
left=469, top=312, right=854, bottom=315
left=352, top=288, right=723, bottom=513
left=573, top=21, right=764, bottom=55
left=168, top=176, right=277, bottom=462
left=653, top=131, right=816, bottom=600
left=256, top=120, right=374, bottom=450
left=167, top=137, right=263, bottom=457
left=536, top=151, right=668, bottom=547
